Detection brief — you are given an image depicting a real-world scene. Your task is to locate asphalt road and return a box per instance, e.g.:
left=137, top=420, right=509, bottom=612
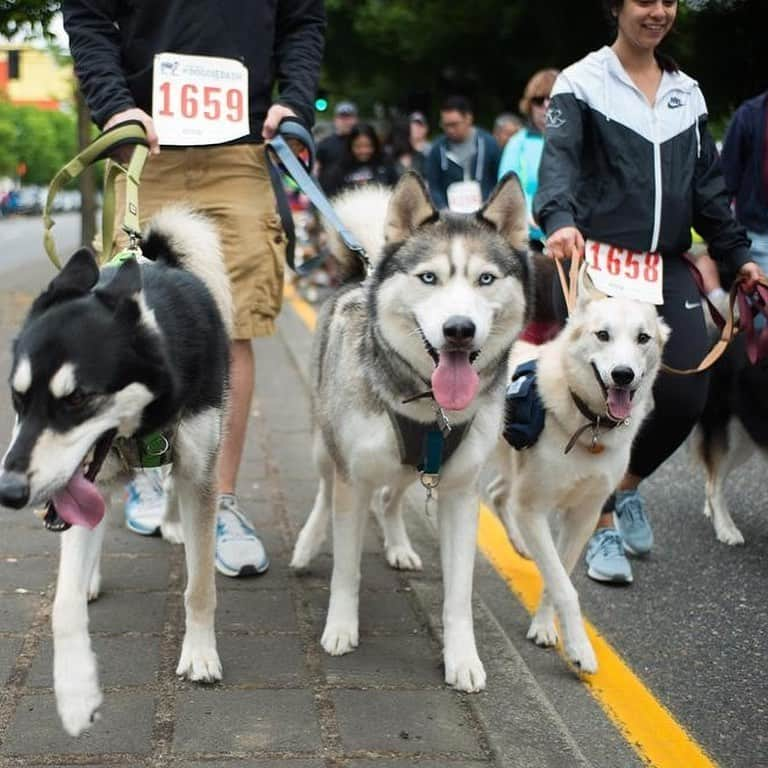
left=0, top=214, right=766, bottom=767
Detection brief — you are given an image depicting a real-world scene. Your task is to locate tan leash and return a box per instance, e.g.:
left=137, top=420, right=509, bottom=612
left=661, top=272, right=768, bottom=375
left=552, top=246, right=583, bottom=315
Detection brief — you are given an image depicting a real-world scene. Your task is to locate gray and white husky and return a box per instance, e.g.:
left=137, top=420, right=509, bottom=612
left=290, top=172, right=532, bottom=692
left=489, top=271, right=669, bottom=673
left=0, top=207, right=231, bottom=735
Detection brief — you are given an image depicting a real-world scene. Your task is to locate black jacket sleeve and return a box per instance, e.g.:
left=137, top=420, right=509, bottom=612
left=533, top=88, right=585, bottom=237
left=274, top=0, right=326, bottom=128
left=62, top=0, right=136, bottom=128
left=692, top=119, right=751, bottom=270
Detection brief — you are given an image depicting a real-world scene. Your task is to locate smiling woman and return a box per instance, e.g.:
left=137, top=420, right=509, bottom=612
left=531, top=0, right=763, bottom=586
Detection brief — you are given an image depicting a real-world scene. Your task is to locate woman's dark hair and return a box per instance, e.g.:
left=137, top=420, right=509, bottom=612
left=601, top=0, right=679, bottom=73
left=343, top=123, right=383, bottom=165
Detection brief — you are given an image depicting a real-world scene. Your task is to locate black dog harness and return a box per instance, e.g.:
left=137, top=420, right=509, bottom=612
left=503, top=360, right=546, bottom=450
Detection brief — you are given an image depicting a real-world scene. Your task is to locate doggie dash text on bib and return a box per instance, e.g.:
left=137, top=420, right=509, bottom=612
left=152, top=53, right=250, bottom=146
left=585, top=240, right=664, bottom=305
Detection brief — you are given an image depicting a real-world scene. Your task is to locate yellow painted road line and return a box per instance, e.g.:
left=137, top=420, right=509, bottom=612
left=283, top=281, right=718, bottom=768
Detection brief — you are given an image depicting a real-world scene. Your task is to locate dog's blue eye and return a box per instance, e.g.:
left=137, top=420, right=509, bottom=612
left=418, top=272, right=437, bottom=285
left=637, top=332, right=651, bottom=345
left=478, top=272, right=496, bottom=286
left=595, top=330, right=610, bottom=342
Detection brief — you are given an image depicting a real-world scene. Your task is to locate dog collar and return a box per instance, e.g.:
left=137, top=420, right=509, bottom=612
left=564, top=391, right=623, bottom=455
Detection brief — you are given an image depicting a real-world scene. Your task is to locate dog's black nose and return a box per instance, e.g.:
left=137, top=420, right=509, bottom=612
left=443, top=315, right=476, bottom=342
left=611, top=366, right=635, bottom=387
left=0, top=471, right=29, bottom=509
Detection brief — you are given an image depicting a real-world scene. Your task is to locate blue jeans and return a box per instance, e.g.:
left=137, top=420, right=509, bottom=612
left=748, top=230, right=768, bottom=275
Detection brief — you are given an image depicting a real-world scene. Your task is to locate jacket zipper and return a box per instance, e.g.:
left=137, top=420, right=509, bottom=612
left=650, top=106, right=662, bottom=253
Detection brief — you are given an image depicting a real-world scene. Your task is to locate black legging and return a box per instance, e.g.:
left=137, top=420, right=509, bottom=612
left=554, top=255, right=710, bottom=479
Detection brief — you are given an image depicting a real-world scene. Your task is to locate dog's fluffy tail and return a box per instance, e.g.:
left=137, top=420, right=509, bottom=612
left=142, top=206, right=234, bottom=336
left=323, top=185, right=391, bottom=280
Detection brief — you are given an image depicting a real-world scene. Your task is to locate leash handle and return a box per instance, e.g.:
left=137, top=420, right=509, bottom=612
left=553, top=243, right=583, bottom=315
left=661, top=271, right=768, bottom=375
left=266, top=118, right=369, bottom=276
left=44, top=121, right=149, bottom=269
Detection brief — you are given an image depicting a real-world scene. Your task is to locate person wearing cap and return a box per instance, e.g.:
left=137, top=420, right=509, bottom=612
left=425, top=95, right=500, bottom=212
left=498, top=68, right=559, bottom=247
left=409, top=112, right=432, bottom=157
left=317, top=100, right=359, bottom=194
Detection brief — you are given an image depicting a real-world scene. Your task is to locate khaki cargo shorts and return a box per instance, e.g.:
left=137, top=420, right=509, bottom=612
left=114, top=144, right=286, bottom=339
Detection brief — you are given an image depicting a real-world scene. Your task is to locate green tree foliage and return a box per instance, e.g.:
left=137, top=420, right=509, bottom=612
left=0, top=0, right=60, bottom=39
left=0, top=102, right=77, bottom=184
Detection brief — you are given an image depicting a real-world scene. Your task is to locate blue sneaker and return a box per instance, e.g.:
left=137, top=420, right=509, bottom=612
left=125, top=467, right=166, bottom=536
left=215, top=494, right=270, bottom=577
left=613, top=489, right=653, bottom=556
left=585, top=528, right=633, bottom=584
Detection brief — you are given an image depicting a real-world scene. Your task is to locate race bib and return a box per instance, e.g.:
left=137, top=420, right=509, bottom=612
left=447, top=180, right=483, bottom=213
left=152, top=53, right=249, bottom=146
left=585, top=240, right=664, bottom=305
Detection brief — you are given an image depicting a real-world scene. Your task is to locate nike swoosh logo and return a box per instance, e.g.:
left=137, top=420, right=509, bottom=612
left=685, top=300, right=701, bottom=309
left=668, top=102, right=684, bottom=109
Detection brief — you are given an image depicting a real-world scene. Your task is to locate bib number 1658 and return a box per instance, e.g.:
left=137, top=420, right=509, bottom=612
left=585, top=239, right=664, bottom=304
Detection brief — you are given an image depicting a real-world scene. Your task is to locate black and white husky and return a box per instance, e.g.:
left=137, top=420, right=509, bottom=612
left=0, top=207, right=231, bottom=735
left=290, top=173, right=532, bottom=692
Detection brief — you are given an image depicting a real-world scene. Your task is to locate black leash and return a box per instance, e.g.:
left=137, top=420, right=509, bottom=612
left=266, top=118, right=369, bottom=276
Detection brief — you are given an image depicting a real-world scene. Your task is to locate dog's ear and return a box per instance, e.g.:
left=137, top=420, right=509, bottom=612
left=656, top=315, right=671, bottom=347
left=477, top=172, right=528, bottom=251
left=95, top=258, right=142, bottom=315
left=29, top=248, right=99, bottom=315
left=385, top=172, right=438, bottom=243
left=575, top=262, right=607, bottom=307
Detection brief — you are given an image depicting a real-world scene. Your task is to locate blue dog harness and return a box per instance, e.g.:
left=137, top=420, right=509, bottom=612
left=503, top=360, right=546, bottom=450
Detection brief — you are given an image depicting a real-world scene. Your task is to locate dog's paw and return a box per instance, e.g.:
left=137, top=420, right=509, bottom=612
left=176, top=637, right=222, bottom=683
left=57, top=685, right=102, bottom=737
left=55, top=662, right=102, bottom=737
left=715, top=523, right=745, bottom=546
left=527, top=613, right=558, bottom=647
left=160, top=519, right=184, bottom=544
left=321, top=622, right=359, bottom=656
left=564, top=634, right=598, bottom=675
left=444, top=651, right=486, bottom=693
left=385, top=544, right=423, bottom=571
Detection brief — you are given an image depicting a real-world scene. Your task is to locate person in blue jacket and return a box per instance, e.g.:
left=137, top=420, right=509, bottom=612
left=721, top=90, right=768, bottom=274
left=498, top=68, right=559, bottom=249
left=425, top=95, right=500, bottom=211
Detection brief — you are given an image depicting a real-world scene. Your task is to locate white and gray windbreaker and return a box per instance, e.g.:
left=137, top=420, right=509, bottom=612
left=533, top=46, right=750, bottom=269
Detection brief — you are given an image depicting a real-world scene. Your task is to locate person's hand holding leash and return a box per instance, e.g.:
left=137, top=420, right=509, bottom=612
left=737, top=260, right=763, bottom=293
left=104, top=108, right=159, bottom=156
left=546, top=225, right=585, bottom=262
left=263, top=104, right=306, bottom=156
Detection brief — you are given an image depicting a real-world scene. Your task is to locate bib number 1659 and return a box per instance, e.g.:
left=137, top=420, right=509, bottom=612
left=156, top=83, right=244, bottom=122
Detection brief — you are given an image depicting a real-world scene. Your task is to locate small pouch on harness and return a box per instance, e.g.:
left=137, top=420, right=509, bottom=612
left=503, top=360, right=546, bottom=450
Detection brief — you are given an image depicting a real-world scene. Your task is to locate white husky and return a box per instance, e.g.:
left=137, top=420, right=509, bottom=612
left=489, top=273, right=669, bottom=673
left=291, top=173, right=532, bottom=692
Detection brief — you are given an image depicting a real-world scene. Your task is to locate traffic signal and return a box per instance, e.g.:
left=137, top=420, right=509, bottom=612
left=314, top=89, right=329, bottom=112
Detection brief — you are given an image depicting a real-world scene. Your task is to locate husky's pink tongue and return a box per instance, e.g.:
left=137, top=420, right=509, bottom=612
left=431, top=350, right=480, bottom=411
left=51, top=471, right=105, bottom=529
left=607, top=388, right=632, bottom=421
